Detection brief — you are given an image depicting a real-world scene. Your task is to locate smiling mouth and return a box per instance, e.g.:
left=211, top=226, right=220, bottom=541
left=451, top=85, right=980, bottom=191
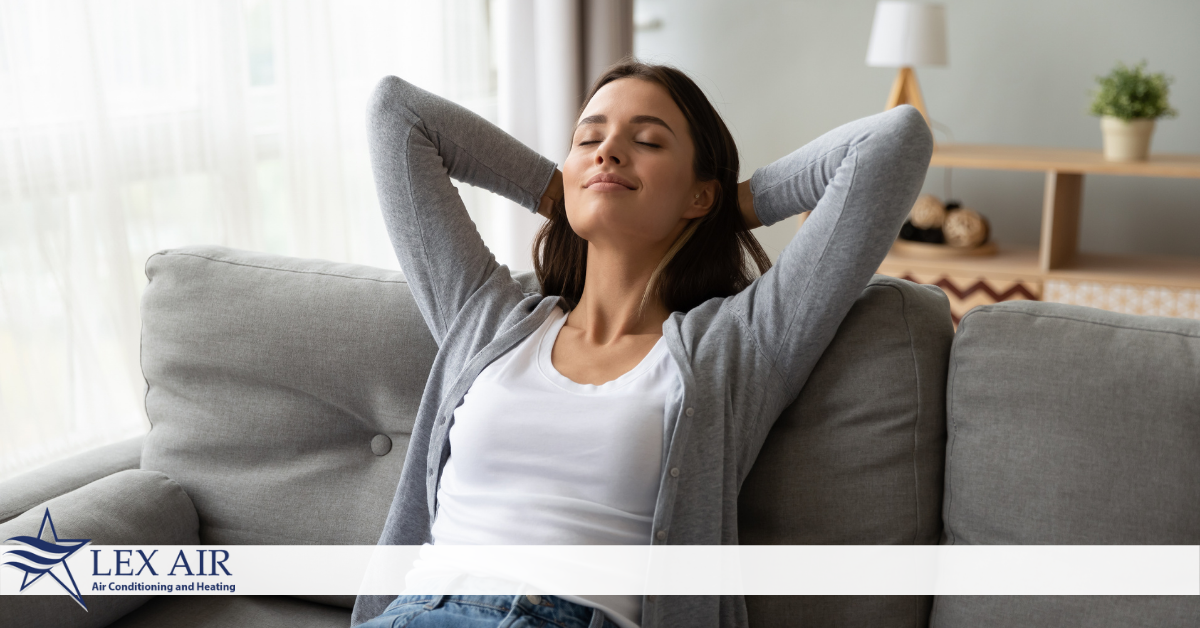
left=587, top=181, right=634, bottom=191
left=585, top=172, right=637, bottom=190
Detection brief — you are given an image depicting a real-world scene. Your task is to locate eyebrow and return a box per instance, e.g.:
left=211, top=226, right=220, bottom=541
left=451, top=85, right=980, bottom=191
left=574, top=114, right=676, bottom=137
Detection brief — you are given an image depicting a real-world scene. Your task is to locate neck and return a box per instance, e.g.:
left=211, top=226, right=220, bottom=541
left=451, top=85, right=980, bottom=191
left=565, top=240, right=672, bottom=346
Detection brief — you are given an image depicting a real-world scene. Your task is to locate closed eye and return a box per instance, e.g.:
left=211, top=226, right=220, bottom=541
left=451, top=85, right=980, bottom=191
left=577, top=140, right=660, bottom=147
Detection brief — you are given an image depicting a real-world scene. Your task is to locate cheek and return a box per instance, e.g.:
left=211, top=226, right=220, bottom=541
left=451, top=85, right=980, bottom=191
left=639, top=162, right=695, bottom=220
left=562, top=151, right=586, bottom=191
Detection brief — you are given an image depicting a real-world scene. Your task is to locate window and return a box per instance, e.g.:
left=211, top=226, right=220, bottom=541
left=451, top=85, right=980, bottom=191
left=0, top=0, right=499, bottom=480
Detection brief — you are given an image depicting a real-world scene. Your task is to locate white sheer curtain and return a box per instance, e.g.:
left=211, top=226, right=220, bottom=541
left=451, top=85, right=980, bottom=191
left=0, top=0, right=498, bottom=480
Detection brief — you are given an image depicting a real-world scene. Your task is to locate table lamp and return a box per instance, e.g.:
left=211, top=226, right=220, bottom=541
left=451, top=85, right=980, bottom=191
left=866, top=1, right=947, bottom=127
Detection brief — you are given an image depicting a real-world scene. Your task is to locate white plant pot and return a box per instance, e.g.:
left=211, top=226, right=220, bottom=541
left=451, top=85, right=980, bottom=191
left=1100, top=115, right=1156, bottom=161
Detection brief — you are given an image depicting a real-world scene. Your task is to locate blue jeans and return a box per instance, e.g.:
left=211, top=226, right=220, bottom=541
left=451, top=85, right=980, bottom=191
left=356, top=594, right=621, bottom=628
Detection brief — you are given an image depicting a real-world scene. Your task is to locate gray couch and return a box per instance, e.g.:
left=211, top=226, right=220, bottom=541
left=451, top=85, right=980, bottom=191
left=2, top=244, right=1196, bottom=628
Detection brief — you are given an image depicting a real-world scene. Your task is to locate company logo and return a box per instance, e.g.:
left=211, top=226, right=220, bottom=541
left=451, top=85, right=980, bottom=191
left=2, top=508, right=91, bottom=610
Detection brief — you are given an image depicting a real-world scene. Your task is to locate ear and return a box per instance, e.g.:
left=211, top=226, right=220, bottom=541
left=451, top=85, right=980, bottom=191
left=683, top=181, right=719, bottom=219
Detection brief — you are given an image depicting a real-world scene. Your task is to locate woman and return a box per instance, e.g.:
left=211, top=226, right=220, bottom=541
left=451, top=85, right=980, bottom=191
left=353, top=60, right=932, bottom=628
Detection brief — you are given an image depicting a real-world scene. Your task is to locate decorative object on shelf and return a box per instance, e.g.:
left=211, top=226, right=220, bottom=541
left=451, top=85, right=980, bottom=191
left=866, top=1, right=946, bottom=128
left=943, top=206, right=989, bottom=248
left=895, top=195, right=996, bottom=258
left=1089, top=60, right=1177, bottom=162
left=898, top=220, right=944, bottom=243
left=909, top=193, right=946, bottom=228
left=900, top=195, right=945, bottom=243
left=892, top=238, right=997, bottom=258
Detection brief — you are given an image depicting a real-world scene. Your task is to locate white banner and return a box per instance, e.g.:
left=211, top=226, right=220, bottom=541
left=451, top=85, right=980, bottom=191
left=3, top=544, right=1197, bottom=607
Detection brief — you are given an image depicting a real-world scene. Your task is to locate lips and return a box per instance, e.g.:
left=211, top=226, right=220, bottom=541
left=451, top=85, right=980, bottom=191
left=585, top=172, right=636, bottom=190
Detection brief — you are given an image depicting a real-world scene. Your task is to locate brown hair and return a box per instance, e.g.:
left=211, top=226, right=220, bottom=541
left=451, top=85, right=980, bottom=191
left=532, top=59, right=773, bottom=319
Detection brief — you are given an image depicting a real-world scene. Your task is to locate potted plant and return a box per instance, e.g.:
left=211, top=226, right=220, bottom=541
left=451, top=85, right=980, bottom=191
left=1089, top=60, right=1177, bottom=162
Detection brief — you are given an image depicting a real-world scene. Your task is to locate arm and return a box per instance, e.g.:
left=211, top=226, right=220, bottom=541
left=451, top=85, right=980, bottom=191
left=738, top=179, right=762, bottom=229
left=538, top=169, right=565, bottom=219
left=0, top=469, right=198, bottom=627
left=366, top=75, right=559, bottom=345
left=0, top=435, right=143, bottom=523
left=726, top=105, right=933, bottom=409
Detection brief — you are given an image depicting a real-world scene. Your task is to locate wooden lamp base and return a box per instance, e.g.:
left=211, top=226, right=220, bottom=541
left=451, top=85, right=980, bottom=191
left=886, top=66, right=931, bottom=128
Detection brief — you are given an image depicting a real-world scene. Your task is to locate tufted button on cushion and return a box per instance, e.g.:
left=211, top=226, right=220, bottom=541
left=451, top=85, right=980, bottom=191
left=370, top=434, right=392, bottom=456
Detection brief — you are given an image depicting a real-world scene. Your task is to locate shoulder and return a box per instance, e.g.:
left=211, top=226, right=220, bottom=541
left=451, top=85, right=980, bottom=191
left=664, top=296, right=769, bottom=365
left=510, top=269, right=544, bottom=296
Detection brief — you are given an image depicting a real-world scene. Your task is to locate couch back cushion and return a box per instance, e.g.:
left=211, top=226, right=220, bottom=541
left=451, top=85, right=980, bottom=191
left=739, top=275, right=955, bottom=628
left=931, top=301, right=1200, bottom=628
left=140, top=246, right=435, bottom=547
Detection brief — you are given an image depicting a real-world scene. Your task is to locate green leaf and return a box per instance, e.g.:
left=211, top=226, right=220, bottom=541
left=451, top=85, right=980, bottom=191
left=1088, top=60, right=1178, bottom=121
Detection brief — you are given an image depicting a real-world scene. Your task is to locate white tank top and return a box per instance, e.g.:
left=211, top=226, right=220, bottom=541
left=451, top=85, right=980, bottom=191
left=400, top=304, right=681, bottom=628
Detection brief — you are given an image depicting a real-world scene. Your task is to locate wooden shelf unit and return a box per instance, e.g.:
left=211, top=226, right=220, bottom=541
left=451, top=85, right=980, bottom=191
left=928, top=144, right=1200, bottom=180
left=875, top=143, right=1200, bottom=324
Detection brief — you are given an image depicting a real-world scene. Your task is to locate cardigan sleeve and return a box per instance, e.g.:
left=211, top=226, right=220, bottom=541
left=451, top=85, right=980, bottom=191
left=365, top=75, right=559, bottom=346
left=725, top=105, right=933, bottom=411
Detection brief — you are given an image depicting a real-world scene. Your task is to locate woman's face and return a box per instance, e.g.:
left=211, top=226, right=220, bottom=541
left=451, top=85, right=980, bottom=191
left=563, top=78, right=714, bottom=254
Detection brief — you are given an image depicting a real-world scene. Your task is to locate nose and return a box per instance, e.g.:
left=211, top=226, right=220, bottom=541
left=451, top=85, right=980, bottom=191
left=594, top=137, right=624, bottom=166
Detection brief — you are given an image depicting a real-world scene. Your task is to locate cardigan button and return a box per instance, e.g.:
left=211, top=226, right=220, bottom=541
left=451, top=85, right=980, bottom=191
left=685, top=407, right=694, bottom=416
left=371, top=435, right=392, bottom=456
left=670, top=467, right=680, bottom=478
left=656, top=530, right=667, bottom=541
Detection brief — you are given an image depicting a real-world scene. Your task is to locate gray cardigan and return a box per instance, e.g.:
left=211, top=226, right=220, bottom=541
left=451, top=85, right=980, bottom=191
left=351, top=75, right=933, bottom=627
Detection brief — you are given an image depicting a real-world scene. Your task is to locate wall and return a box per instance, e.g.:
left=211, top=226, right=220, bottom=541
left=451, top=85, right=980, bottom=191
left=633, top=0, right=1200, bottom=262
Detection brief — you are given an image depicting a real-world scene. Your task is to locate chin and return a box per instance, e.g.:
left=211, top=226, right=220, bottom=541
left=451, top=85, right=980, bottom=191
left=570, top=206, right=664, bottom=247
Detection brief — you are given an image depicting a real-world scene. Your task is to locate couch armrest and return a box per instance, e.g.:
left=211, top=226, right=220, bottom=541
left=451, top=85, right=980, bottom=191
left=0, top=435, right=145, bottom=524
left=0, top=469, right=199, bottom=628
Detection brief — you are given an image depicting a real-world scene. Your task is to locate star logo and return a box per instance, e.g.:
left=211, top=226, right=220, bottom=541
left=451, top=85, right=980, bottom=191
left=2, top=508, right=91, bottom=610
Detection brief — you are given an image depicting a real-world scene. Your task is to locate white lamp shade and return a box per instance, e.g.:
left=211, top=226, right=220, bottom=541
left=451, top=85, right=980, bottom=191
left=866, top=1, right=947, bottom=67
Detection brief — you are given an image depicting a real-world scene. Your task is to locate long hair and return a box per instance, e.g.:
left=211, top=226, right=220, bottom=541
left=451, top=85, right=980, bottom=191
left=532, top=59, right=773, bottom=319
